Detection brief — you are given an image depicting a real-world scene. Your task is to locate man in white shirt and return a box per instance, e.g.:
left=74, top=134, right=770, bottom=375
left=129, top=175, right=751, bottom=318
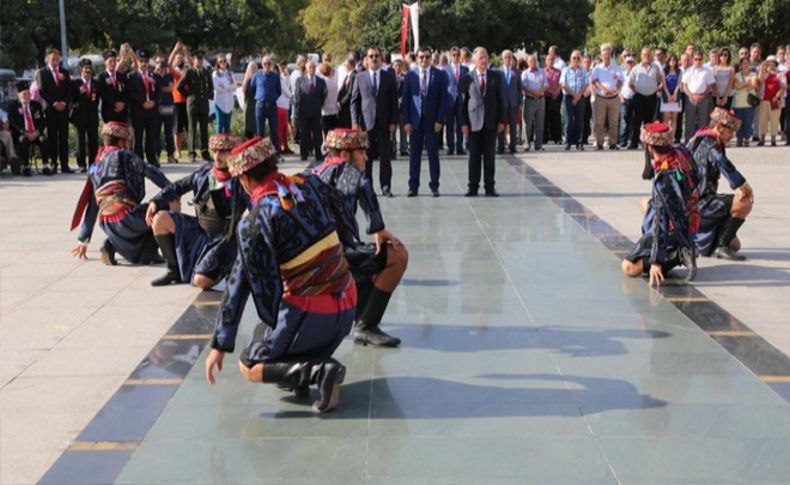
left=521, top=54, right=548, bottom=151
left=628, top=47, right=662, bottom=148
left=681, top=51, right=716, bottom=143
left=590, top=43, right=623, bottom=149
left=619, top=56, right=636, bottom=147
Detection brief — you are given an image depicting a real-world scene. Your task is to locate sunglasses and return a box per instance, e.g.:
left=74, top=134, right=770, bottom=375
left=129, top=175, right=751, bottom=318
left=693, top=57, right=703, bottom=61
left=418, top=55, right=430, bottom=59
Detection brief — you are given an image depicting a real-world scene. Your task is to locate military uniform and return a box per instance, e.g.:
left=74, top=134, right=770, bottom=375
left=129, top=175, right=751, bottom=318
left=177, top=51, right=213, bottom=161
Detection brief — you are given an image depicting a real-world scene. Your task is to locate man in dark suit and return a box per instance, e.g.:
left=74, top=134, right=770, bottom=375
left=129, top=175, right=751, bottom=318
left=337, top=53, right=358, bottom=128
left=498, top=50, right=522, bottom=154
left=459, top=47, right=506, bottom=197
left=127, top=49, right=161, bottom=166
left=444, top=47, right=469, bottom=155
left=402, top=46, right=448, bottom=197
left=294, top=61, right=327, bottom=161
left=351, top=46, right=399, bottom=197
left=98, top=50, right=128, bottom=123
left=71, top=58, right=100, bottom=172
left=177, top=50, right=213, bottom=162
left=8, top=81, right=50, bottom=176
left=36, top=47, right=73, bottom=173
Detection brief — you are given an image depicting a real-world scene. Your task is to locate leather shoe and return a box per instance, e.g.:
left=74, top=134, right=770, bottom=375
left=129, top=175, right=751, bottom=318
left=407, top=189, right=417, bottom=197
left=485, top=189, right=500, bottom=197
left=464, top=190, right=478, bottom=197
left=432, top=189, right=440, bottom=197
left=457, top=149, right=466, bottom=155
left=150, top=269, right=182, bottom=286
left=61, top=166, right=75, bottom=174
left=353, top=326, right=401, bottom=347
left=714, top=246, right=746, bottom=261
left=382, top=186, right=394, bottom=197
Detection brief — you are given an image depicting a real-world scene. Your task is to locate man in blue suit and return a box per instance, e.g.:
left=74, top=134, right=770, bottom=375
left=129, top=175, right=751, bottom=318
left=402, top=47, right=449, bottom=197
left=444, top=47, right=469, bottom=155
left=498, top=50, right=522, bottom=154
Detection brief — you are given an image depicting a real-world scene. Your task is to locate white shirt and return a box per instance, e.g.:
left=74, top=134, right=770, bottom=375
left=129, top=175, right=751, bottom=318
left=0, top=108, right=8, bottom=125
left=521, top=68, right=547, bottom=95
left=629, top=62, right=661, bottom=95
left=553, top=57, right=567, bottom=70
left=277, top=73, right=292, bottom=110
left=620, top=68, right=635, bottom=99
left=321, top=73, right=339, bottom=116
left=289, top=69, right=303, bottom=97
left=682, top=65, right=715, bottom=94
left=590, top=61, right=623, bottom=96
left=212, top=70, right=235, bottom=114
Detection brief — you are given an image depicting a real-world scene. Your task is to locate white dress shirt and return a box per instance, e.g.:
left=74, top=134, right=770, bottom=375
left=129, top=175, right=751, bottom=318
left=590, top=61, right=623, bottom=97
left=682, top=66, right=716, bottom=94
left=212, top=70, right=235, bottom=114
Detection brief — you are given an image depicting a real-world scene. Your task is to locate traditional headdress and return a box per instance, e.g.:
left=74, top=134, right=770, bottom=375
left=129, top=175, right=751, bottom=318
left=640, top=122, right=674, bottom=147
left=227, top=136, right=277, bottom=177
left=710, top=107, right=741, bottom=130
left=325, top=128, right=369, bottom=151
left=209, top=133, right=241, bottom=153
left=102, top=121, right=133, bottom=140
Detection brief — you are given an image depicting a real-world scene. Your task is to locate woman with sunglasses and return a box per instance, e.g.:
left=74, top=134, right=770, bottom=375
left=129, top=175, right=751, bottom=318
left=713, top=47, right=735, bottom=110
left=212, top=54, right=235, bottom=134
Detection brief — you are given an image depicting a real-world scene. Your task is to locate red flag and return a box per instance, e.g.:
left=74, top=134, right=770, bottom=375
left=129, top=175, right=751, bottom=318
left=401, top=5, right=410, bottom=58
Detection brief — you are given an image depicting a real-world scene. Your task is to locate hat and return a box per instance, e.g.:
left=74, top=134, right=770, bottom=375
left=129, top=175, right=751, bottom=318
left=765, top=55, right=778, bottom=65
left=640, top=122, right=674, bottom=147
left=625, top=55, right=635, bottom=63
left=209, top=133, right=241, bottom=153
left=102, top=121, right=133, bottom=140
left=710, top=107, right=742, bottom=130
left=191, top=49, right=204, bottom=58
left=137, top=49, right=150, bottom=59
left=325, top=128, right=369, bottom=151
left=102, top=50, right=117, bottom=60
left=227, top=137, right=277, bottom=177
left=15, top=80, right=30, bottom=92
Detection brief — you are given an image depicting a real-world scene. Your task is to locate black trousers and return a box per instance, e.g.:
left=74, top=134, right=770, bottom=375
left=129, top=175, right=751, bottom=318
left=322, top=114, right=339, bottom=136
left=131, top=107, right=158, bottom=165
left=298, top=115, right=323, bottom=160
left=498, top=105, right=519, bottom=152
left=543, top=96, right=563, bottom=144
left=631, top=93, right=658, bottom=147
left=17, top=133, right=49, bottom=168
left=45, top=107, right=69, bottom=169
left=75, top=118, right=99, bottom=168
left=366, top=125, right=393, bottom=191
left=620, top=97, right=635, bottom=146
left=467, top=128, right=497, bottom=192
left=445, top=97, right=464, bottom=152
left=186, top=99, right=209, bottom=157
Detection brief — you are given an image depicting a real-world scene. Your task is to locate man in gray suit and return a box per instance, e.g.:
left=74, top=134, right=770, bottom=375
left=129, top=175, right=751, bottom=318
left=498, top=50, right=522, bottom=154
left=460, top=47, right=507, bottom=197
left=294, top=61, right=327, bottom=161
left=351, top=46, right=399, bottom=197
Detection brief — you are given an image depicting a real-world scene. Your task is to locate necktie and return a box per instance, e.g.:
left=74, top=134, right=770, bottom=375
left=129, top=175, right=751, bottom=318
left=480, top=72, right=486, bottom=95
left=52, top=69, right=60, bottom=87
left=454, top=65, right=459, bottom=81
left=110, top=73, right=116, bottom=89
left=505, top=69, right=510, bottom=85
left=142, top=72, right=150, bottom=100
left=373, top=72, right=378, bottom=94
left=420, top=70, right=427, bottom=97
left=84, top=79, right=91, bottom=96
left=310, top=77, right=315, bottom=94
left=23, top=104, right=34, bottom=132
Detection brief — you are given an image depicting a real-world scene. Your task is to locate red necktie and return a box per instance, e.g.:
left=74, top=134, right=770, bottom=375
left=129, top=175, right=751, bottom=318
left=480, top=73, right=486, bottom=95
left=110, top=73, right=116, bottom=89
left=52, top=69, right=60, bottom=87
left=83, top=79, right=91, bottom=95
left=310, top=78, right=315, bottom=94
left=23, top=104, right=34, bottom=132
left=142, top=72, right=150, bottom=100
left=454, top=66, right=459, bottom=81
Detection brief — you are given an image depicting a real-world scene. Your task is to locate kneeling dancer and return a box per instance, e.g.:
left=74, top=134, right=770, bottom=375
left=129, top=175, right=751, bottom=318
left=315, top=128, right=408, bottom=347
left=622, top=122, right=700, bottom=287
left=72, top=121, right=169, bottom=264
left=147, top=133, right=247, bottom=289
left=687, top=107, right=754, bottom=261
left=205, top=137, right=359, bottom=413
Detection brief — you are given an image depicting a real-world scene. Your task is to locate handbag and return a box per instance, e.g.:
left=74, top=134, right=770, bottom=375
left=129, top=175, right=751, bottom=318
left=747, top=93, right=761, bottom=108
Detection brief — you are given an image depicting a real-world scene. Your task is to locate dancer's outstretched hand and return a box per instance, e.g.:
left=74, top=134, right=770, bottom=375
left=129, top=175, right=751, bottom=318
left=205, top=349, right=224, bottom=385
left=648, top=263, right=664, bottom=288
left=71, top=243, right=88, bottom=260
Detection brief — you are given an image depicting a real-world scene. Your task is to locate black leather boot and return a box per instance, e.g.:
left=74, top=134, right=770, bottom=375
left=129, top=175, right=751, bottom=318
left=100, top=239, right=117, bottom=266
left=713, top=218, right=746, bottom=261
left=264, top=360, right=346, bottom=413
left=679, top=246, right=697, bottom=283
left=309, top=359, right=346, bottom=413
left=150, top=234, right=183, bottom=286
left=353, top=287, right=401, bottom=347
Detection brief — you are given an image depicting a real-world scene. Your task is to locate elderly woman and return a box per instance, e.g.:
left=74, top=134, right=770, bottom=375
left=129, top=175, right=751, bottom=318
left=319, top=62, right=340, bottom=136
left=732, top=57, right=759, bottom=147
left=757, top=56, right=786, bottom=146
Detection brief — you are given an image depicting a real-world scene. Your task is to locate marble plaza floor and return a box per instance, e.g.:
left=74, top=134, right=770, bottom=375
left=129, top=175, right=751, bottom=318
left=35, top=153, right=790, bottom=484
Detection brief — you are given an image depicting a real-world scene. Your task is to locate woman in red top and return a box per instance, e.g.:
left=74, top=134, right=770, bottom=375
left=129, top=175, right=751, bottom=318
left=757, top=56, right=785, bottom=146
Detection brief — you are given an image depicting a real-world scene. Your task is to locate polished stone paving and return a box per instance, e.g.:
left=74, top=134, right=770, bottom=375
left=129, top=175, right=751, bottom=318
left=107, top=155, right=790, bottom=484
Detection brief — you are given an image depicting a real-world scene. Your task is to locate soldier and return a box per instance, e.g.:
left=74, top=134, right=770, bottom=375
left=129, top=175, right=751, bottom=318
left=315, top=128, right=408, bottom=347
left=127, top=49, right=161, bottom=166
left=71, top=58, right=100, bottom=172
left=146, top=134, right=248, bottom=289
left=36, top=47, right=73, bottom=173
left=98, top=50, right=128, bottom=123
left=205, top=137, right=359, bottom=413
left=71, top=121, right=170, bottom=265
left=177, top=49, right=213, bottom=163
left=7, top=81, right=50, bottom=176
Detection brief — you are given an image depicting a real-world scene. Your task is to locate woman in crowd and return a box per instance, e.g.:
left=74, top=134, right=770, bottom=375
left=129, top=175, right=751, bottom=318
left=713, top=47, right=735, bottom=109
left=276, top=62, right=294, bottom=153
left=241, top=61, right=259, bottom=139
left=212, top=54, right=235, bottom=134
left=757, top=56, right=786, bottom=146
left=319, top=62, right=340, bottom=136
left=661, top=54, right=682, bottom=137
left=732, top=57, right=759, bottom=147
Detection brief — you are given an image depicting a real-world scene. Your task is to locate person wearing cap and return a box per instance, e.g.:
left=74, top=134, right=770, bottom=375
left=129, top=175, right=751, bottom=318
left=204, top=136, right=359, bottom=413
left=622, top=122, right=699, bottom=287
left=98, top=50, right=128, bottom=123
left=128, top=49, right=162, bottom=166
left=145, top=133, right=248, bottom=289
left=36, top=47, right=73, bottom=173
left=687, top=107, right=754, bottom=261
left=619, top=55, right=636, bottom=148
left=315, top=128, right=408, bottom=347
left=71, top=121, right=170, bottom=265
left=7, top=81, right=50, bottom=176
left=177, top=49, right=213, bottom=163
left=71, top=58, right=100, bottom=172
left=628, top=47, right=662, bottom=149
